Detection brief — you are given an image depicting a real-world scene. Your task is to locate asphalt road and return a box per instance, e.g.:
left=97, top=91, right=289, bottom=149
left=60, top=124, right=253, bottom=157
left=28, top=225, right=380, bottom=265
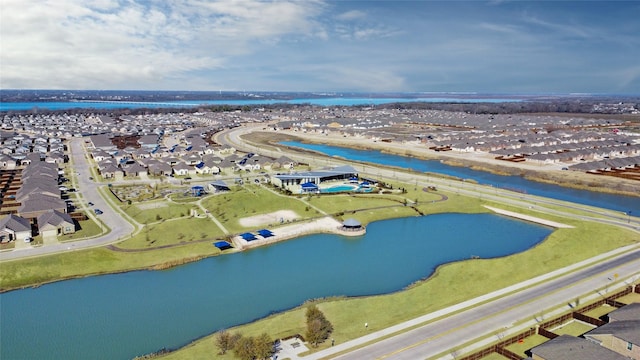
left=3, top=127, right=638, bottom=359
left=218, top=125, right=640, bottom=359
left=328, top=249, right=640, bottom=360
left=0, top=138, right=136, bottom=261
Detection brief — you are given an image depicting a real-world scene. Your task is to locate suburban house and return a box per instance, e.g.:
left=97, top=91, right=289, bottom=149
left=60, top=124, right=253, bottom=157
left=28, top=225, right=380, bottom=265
left=584, top=313, right=640, bottom=359
left=0, top=214, right=32, bottom=242
left=530, top=334, right=629, bottom=360
left=37, top=210, right=75, bottom=239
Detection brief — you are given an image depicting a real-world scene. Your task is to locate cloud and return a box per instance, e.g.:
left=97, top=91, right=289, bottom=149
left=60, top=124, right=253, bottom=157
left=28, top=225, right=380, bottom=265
left=336, top=10, right=366, bottom=21
left=0, top=0, right=327, bottom=89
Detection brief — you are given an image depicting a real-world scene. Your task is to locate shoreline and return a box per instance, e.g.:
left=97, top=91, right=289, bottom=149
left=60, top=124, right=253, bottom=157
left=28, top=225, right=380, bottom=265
left=0, top=216, right=363, bottom=293
left=234, top=216, right=364, bottom=250
left=269, top=131, right=640, bottom=198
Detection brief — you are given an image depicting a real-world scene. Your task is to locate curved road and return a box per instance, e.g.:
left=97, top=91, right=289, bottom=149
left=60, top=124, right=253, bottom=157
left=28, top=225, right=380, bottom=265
left=0, top=138, right=136, bottom=261
left=218, top=125, right=640, bottom=359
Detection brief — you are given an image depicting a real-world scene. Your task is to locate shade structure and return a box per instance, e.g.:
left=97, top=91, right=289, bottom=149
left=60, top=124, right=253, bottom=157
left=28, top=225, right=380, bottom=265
left=240, top=232, right=257, bottom=241
left=213, top=241, right=233, bottom=250
left=211, top=180, right=230, bottom=191
left=342, top=218, right=362, bottom=228
left=300, top=182, right=319, bottom=192
left=257, top=229, right=274, bottom=238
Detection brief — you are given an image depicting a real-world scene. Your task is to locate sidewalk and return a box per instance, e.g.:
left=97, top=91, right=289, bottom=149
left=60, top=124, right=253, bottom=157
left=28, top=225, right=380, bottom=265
left=288, top=243, right=640, bottom=360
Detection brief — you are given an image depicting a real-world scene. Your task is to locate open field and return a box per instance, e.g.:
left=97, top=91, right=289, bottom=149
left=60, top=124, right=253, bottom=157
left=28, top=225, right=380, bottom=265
left=121, top=200, right=197, bottom=224
left=201, top=185, right=317, bottom=233
left=115, top=217, right=225, bottom=250
left=239, top=209, right=299, bottom=227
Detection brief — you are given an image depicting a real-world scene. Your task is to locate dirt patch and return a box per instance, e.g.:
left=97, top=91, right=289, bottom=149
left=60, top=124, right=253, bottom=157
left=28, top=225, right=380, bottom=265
left=136, top=202, right=168, bottom=210
left=239, top=210, right=299, bottom=227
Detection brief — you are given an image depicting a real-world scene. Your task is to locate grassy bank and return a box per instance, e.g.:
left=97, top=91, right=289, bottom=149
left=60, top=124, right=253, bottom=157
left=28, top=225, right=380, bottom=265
left=249, top=131, right=640, bottom=198
left=158, top=217, right=638, bottom=359
left=0, top=242, right=221, bottom=292
left=0, top=182, right=460, bottom=291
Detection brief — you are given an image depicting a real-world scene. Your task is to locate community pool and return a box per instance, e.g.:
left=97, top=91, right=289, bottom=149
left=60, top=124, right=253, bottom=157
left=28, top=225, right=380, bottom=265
left=321, top=184, right=375, bottom=193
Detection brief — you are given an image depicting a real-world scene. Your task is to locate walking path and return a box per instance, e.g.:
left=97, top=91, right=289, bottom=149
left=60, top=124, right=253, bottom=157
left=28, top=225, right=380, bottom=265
left=483, top=205, right=575, bottom=228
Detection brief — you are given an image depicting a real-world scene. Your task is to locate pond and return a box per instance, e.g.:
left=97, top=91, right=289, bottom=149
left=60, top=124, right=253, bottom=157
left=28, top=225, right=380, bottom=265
left=0, top=213, right=551, bottom=359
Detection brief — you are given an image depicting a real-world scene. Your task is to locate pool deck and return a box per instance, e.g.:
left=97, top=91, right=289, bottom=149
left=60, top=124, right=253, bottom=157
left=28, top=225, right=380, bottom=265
left=484, top=205, right=575, bottom=228
left=234, top=216, right=365, bottom=250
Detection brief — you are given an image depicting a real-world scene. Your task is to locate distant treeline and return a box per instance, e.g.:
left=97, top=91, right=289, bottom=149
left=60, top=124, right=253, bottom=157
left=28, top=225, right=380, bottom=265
left=371, top=99, right=640, bottom=115
left=2, top=97, right=639, bottom=118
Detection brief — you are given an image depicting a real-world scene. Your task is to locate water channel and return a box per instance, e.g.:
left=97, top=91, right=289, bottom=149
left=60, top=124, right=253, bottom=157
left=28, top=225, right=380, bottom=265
left=1, top=214, right=551, bottom=359
left=281, top=141, right=640, bottom=215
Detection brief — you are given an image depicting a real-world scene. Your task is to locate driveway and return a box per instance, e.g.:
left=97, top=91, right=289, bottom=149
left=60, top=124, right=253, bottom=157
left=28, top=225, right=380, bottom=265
left=0, top=138, right=136, bottom=261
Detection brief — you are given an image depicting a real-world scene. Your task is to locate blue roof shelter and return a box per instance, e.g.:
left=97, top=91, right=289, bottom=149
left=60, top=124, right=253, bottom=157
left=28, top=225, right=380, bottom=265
left=301, top=182, right=319, bottom=193
left=257, top=229, right=274, bottom=238
left=240, top=232, right=257, bottom=241
left=214, top=241, right=233, bottom=250
left=191, top=185, right=205, bottom=196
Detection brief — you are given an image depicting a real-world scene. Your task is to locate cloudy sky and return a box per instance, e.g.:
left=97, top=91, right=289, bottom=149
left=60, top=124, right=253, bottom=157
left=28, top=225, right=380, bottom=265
left=1, top=0, right=639, bottom=93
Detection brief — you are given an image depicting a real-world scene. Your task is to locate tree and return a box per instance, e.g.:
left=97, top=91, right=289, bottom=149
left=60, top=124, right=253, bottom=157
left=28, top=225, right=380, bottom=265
left=305, top=304, right=333, bottom=347
left=214, top=329, right=241, bottom=355
left=234, top=336, right=255, bottom=360
left=254, top=333, right=273, bottom=360
left=233, top=333, right=272, bottom=360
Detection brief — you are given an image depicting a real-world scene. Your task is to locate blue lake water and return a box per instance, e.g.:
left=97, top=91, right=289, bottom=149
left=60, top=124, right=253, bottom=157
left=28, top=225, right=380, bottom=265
left=0, top=213, right=550, bottom=359
left=282, top=141, right=640, bottom=215
left=0, top=97, right=521, bottom=111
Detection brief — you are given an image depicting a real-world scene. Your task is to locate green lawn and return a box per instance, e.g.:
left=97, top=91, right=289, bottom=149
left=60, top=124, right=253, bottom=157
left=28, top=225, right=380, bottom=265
left=0, top=242, right=221, bottom=291
left=617, top=292, right=640, bottom=304
left=58, top=219, right=103, bottom=242
left=2, top=172, right=639, bottom=360
left=479, top=353, right=510, bottom=360
left=549, top=320, right=595, bottom=336
left=582, top=304, right=616, bottom=319
left=116, top=217, right=226, bottom=250
left=201, top=185, right=314, bottom=233
left=121, top=201, right=197, bottom=224
left=505, top=334, right=548, bottom=357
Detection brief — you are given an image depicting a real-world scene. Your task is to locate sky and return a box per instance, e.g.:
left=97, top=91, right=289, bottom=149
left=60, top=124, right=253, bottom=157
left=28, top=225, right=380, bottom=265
left=1, top=0, right=639, bottom=94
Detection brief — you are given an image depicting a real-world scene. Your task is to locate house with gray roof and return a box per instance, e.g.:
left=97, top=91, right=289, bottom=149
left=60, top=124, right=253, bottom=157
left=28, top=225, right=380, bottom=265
left=147, top=160, right=173, bottom=176
left=584, top=319, right=640, bottom=359
left=100, top=163, right=123, bottom=179
left=530, top=334, right=628, bottom=360
left=0, top=214, right=32, bottom=243
left=607, top=302, right=640, bottom=322
left=37, top=210, right=75, bottom=239
left=123, top=162, right=148, bottom=177
left=18, top=193, right=67, bottom=220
